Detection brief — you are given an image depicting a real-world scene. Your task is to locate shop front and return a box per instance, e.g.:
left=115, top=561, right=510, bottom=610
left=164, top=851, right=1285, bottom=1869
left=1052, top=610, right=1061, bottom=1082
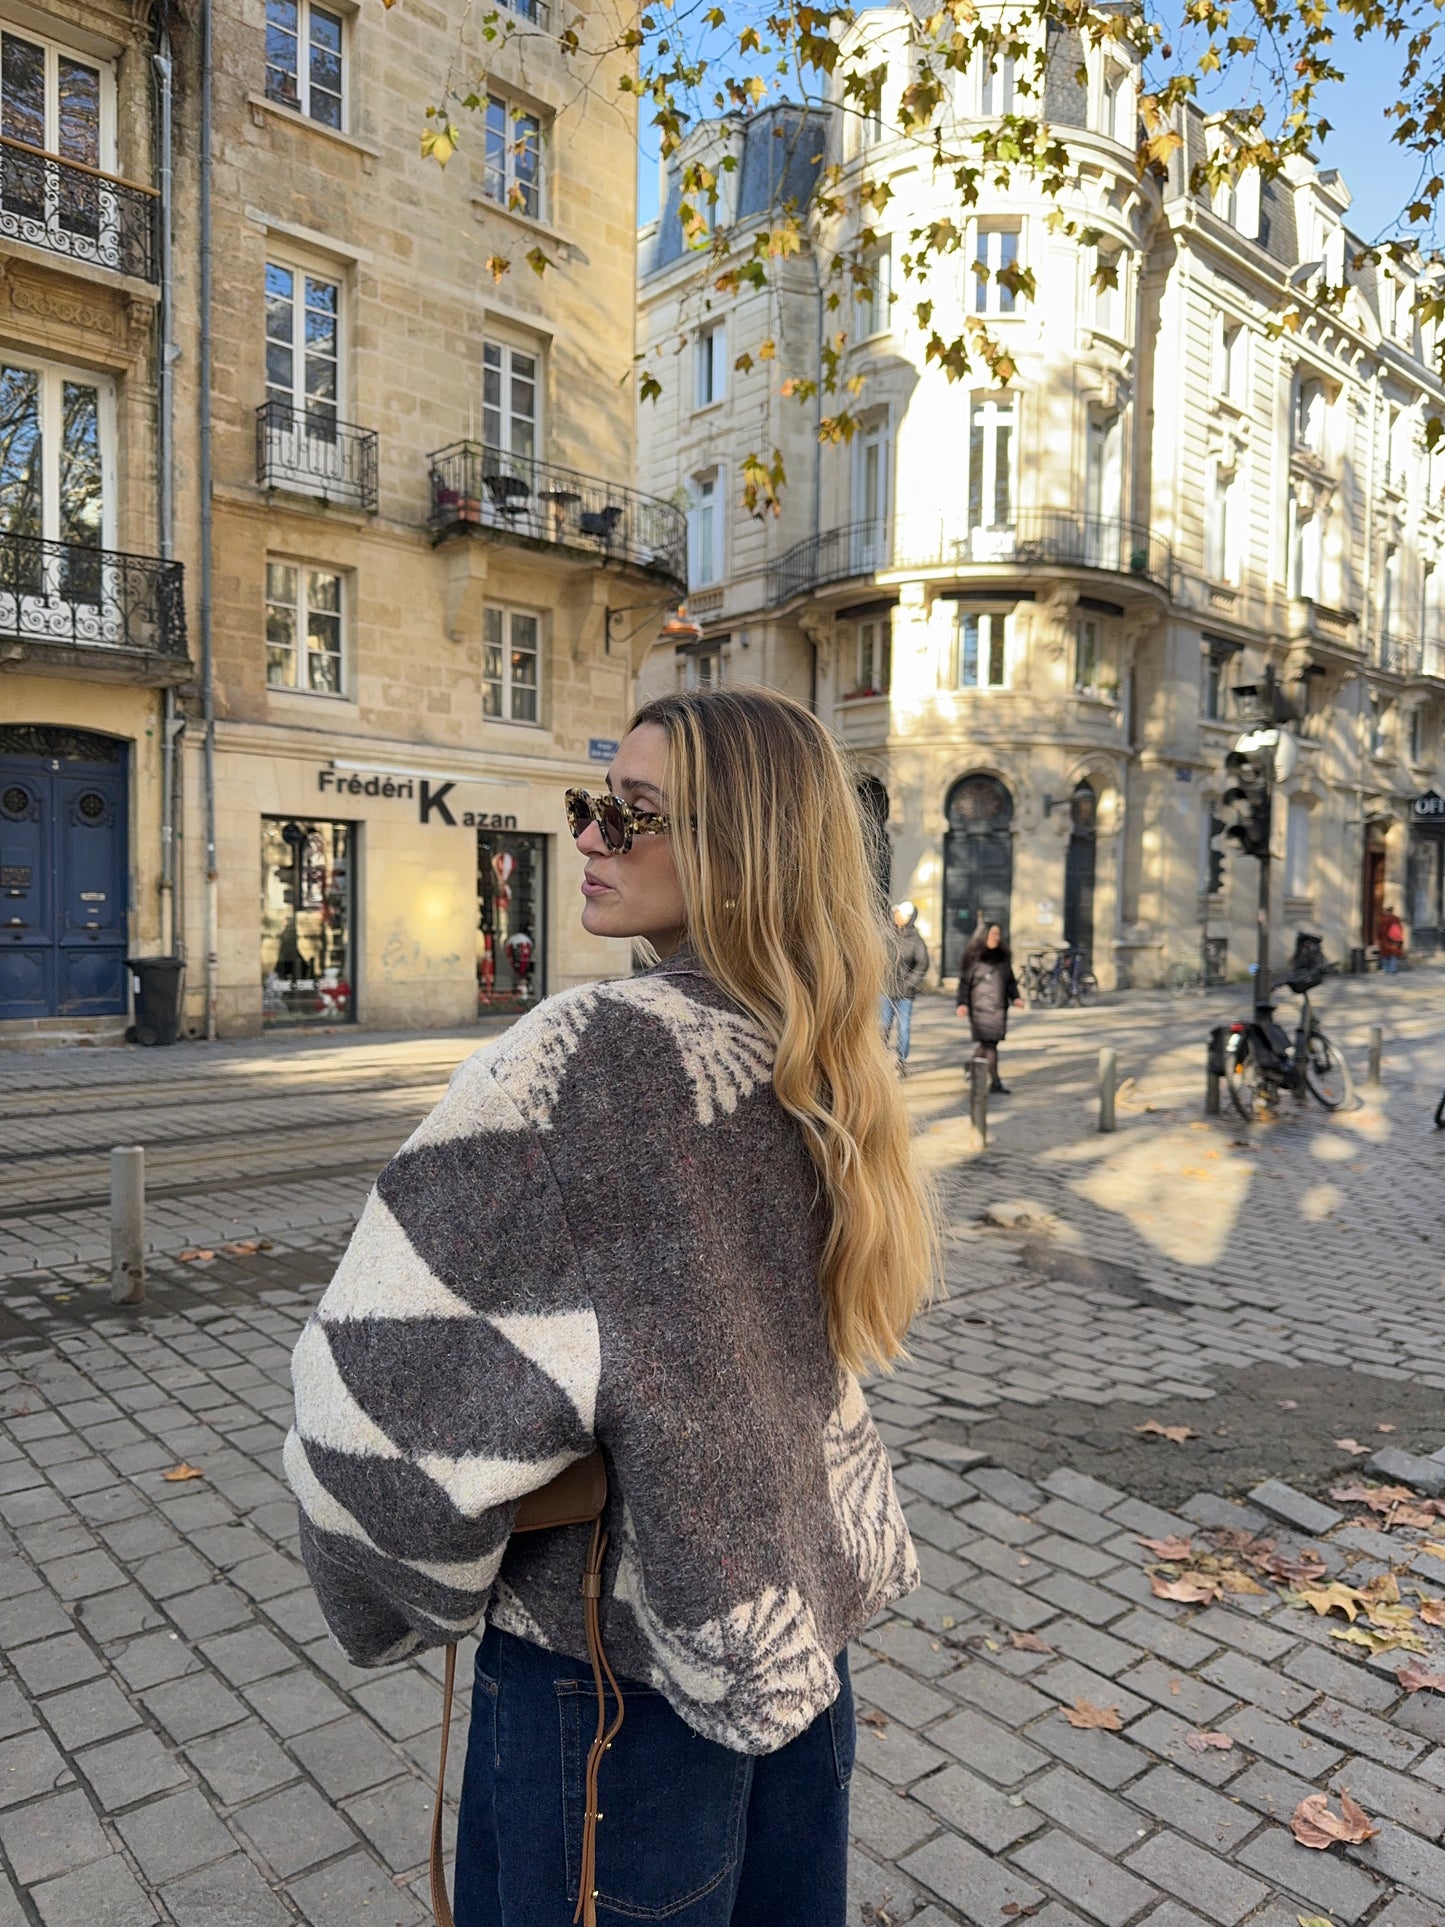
left=206, top=734, right=618, bottom=1036
left=1408, top=790, right=1445, bottom=955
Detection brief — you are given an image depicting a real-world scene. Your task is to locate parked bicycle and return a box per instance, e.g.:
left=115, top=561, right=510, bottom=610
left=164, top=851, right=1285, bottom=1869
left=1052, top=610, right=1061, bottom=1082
left=1166, top=935, right=1228, bottom=998
left=1021, top=947, right=1060, bottom=1005
left=1217, top=971, right=1354, bottom=1119
left=1034, top=946, right=1099, bottom=1008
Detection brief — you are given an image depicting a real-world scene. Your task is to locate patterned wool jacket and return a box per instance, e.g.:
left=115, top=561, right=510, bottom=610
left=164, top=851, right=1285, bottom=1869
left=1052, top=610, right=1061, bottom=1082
left=285, top=952, right=918, bottom=1754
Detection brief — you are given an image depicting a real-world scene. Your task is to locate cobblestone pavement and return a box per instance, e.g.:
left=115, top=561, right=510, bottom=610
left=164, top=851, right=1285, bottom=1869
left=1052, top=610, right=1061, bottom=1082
left=3, top=972, right=1445, bottom=1925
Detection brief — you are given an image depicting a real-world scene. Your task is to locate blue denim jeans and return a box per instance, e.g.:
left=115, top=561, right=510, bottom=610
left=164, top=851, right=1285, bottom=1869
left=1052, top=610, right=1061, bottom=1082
left=881, top=994, right=914, bottom=1062
left=453, top=1622, right=853, bottom=1926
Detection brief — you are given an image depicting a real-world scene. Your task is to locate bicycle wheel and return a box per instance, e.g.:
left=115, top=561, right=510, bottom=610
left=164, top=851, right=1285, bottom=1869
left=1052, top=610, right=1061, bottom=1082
left=1165, top=963, right=1194, bottom=999
left=1034, top=973, right=1060, bottom=1009
left=1303, top=1026, right=1354, bottom=1111
left=1224, top=1032, right=1268, bottom=1121
left=1075, top=972, right=1100, bottom=1007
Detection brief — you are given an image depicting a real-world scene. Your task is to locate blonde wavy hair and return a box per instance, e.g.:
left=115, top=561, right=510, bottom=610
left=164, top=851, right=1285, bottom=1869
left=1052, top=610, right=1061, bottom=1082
left=629, top=687, right=937, bottom=1375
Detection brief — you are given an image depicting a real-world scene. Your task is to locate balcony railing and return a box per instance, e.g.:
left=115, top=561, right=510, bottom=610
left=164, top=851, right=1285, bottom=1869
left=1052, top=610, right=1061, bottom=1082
left=0, top=135, right=158, bottom=282
left=767, top=511, right=1173, bottom=604
left=1377, top=633, right=1418, bottom=676
left=257, top=402, right=379, bottom=513
left=0, top=533, right=186, bottom=660
left=428, top=442, right=687, bottom=592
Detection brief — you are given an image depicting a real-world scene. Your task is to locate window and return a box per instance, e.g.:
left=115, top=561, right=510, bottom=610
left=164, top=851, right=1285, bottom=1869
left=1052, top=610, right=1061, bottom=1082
left=1203, top=640, right=1236, bottom=721
left=852, top=417, right=891, bottom=569
left=973, top=224, right=1021, bottom=315
left=482, top=341, right=538, bottom=457
left=980, top=53, right=1014, bottom=116
left=265, top=0, right=343, bottom=128
left=967, top=395, right=1013, bottom=530
left=1285, top=800, right=1311, bottom=899
left=0, top=29, right=111, bottom=169
left=1075, top=616, right=1100, bottom=693
left=1205, top=459, right=1240, bottom=584
left=1212, top=161, right=1260, bottom=240
left=483, top=605, right=541, bottom=723
left=954, top=608, right=1007, bottom=688
left=1086, top=412, right=1123, bottom=527
left=1410, top=706, right=1424, bottom=764
left=1288, top=490, right=1321, bottom=600
left=854, top=615, right=891, bottom=695
left=859, top=68, right=885, bottom=148
left=1370, top=693, right=1389, bottom=759
left=1381, top=543, right=1399, bottom=640
left=1424, top=561, right=1441, bottom=645
left=855, top=249, right=892, bottom=339
left=266, top=561, right=342, bottom=694
left=1385, top=404, right=1409, bottom=492
left=265, top=262, right=339, bottom=429
left=695, top=322, right=727, bottom=409
left=688, top=474, right=719, bottom=586
left=1093, top=245, right=1123, bottom=338
left=681, top=643, right=723, bottom=690
left=1201, top=806, right=1223, bottom=894
left=1100, top=63, right=1132, bottom=144
left=0, top=359, right=111, bottom=556
left=1294, top=377, right=1326, bottom=453
left=1214, top=317, right=1245, bottom=402
left=483, top=95, right=543, bottom=219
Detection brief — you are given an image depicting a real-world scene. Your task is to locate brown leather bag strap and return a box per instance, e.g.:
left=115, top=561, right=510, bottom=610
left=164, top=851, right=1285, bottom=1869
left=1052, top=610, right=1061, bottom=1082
left=430, top=1643, right=458, bottom=1927
left=572, top=1519, right=625, bottom=1927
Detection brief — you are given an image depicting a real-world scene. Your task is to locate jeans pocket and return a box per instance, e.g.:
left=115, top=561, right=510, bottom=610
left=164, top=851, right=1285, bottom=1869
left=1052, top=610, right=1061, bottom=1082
left=558, top=1681, right=750, bottom=1919
left=827, top=1662, right=855, bottom=1789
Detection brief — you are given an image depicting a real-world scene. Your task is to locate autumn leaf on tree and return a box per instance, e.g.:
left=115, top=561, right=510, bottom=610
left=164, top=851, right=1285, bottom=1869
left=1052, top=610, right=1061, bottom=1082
left=1137, top=1535, right=1194, bottom=1560
left=1397, top=1660, right=1445, bottom=1693
left=1135, top=1421, right=1197, bottom=1444
left=1062, top=1698, right=1122, bottom=1730
left=1289, top=1791, right=1379, bottom=1850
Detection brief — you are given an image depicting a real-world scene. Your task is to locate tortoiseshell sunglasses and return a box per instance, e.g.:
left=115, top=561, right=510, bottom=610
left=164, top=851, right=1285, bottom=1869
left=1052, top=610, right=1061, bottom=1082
left=564, top=787, right=672, bottom=855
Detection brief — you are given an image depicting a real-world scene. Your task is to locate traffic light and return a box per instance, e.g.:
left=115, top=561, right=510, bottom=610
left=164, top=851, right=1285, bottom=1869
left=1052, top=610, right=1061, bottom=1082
left=1222, top=745, right=1272, bottom=859
left=1207, top=815, right=1227, bottom=894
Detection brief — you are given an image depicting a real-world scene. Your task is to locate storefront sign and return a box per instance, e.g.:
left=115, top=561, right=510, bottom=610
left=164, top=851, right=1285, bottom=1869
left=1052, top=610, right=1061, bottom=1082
left=316, top=768, right=516, bottom=831
left=1413, top=790, right=1445, bottom=821
left=589, top=738, right=620, bottom=764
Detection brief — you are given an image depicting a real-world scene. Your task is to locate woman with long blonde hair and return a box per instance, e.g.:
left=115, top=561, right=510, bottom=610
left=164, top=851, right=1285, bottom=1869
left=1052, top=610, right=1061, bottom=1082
left=287, top=686, right=936, bottom=1925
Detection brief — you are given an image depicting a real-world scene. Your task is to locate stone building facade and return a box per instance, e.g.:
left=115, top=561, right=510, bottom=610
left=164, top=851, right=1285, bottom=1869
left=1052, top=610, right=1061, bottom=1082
left=636, top=11, right=1445, bottom=987
left=2, top=0, right=680, bottom=1042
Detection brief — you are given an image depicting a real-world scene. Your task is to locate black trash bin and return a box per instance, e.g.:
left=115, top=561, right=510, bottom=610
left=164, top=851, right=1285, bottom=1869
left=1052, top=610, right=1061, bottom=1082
left=128, top=957, right=185, bottom=1046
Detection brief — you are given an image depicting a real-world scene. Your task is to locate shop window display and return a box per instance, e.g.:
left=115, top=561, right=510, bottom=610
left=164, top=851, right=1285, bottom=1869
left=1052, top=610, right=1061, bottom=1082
left=261, top=817, right=354, bottom=1024
left=479, top=829, right=545, bottom=1013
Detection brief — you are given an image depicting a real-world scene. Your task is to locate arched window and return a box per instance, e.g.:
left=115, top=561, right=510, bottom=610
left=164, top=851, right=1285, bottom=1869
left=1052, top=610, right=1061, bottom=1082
left=942, top=775, right=1013, bottom=975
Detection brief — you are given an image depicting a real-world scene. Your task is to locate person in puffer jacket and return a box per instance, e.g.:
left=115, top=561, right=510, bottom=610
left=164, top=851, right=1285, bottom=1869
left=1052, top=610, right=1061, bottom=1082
left=882, top=900, right=930, bottom=1070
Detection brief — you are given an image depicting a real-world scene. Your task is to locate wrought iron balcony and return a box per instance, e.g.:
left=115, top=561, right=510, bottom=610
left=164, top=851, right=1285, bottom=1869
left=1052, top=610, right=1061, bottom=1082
left=256, top=402, right=378, bottom=513
left=428, top=442, right=686, bottom=593
left=768, top=511, right=1173, bottom=604
left=0, top=534, right=186, bottom=666
left=1377, top=632, right=1419, bottom=677
left=0, top=135, right=158, bottom=282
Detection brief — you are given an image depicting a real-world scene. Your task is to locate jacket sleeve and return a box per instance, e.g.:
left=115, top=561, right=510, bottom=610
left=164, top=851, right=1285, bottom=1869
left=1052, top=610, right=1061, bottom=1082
left=1006, top=966, right=1021, bottom=1002
left=901, top=935, right=930, bottom=997
left=284, top=1049, right=598, bottom=1666
left=956, top=961, right=973, bottom=1006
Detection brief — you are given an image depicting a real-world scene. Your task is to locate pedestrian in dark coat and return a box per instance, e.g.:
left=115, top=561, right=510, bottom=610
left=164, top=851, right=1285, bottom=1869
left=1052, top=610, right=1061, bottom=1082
left=955, top=923, right=1022, bottom=1092
left=882, top=901, right=930, bottom=1069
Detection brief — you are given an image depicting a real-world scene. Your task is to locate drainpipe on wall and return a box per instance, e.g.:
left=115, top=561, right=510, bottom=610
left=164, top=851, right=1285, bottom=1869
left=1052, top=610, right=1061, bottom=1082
left=199, top=0, right=218, bottom=1040
left=152, top=34, right=181, bottom=958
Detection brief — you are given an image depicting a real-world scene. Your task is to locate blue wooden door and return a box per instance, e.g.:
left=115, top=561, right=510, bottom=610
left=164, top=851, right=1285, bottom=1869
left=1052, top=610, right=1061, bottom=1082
left=0, top=737, right=128, bottom=1020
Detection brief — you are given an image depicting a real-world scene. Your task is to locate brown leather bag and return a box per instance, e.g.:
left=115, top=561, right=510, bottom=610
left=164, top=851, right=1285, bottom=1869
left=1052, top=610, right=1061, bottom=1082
left=429, top=1449, right=622, bottom=1927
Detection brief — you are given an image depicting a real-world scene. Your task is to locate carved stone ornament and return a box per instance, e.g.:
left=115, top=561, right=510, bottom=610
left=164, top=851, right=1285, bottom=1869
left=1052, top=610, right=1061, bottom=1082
left=6, top=272, right=120, bottom=339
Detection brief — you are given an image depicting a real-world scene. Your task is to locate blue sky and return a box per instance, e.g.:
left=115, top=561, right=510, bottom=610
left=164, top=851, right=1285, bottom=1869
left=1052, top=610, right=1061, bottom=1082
left=635, top=15, right=1431, bottom=246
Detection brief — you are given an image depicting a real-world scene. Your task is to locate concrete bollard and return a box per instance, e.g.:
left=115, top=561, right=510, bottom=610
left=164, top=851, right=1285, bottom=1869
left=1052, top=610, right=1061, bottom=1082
left=969, top=1058, right=989, bottom=1150
left=1367, top=1026, right=1383, bottom=1088
left=1099, top=1047, right=1117, bottom=1133
left=110, top=1146, right=145, bottom=1306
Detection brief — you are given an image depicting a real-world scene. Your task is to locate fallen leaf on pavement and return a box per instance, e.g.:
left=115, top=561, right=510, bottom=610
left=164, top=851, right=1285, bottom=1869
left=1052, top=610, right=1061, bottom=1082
left=1330, top=1483, right=1416, bottom=1513
left=177, top=1248, right=216, bottom=1263
left=162, top=1462, right=204, bottom=1482
left=1290, top=1791, right=1379, bottom=1850
left=1418, top=1543, right=1445, bottom=1564
left=1137, top=1535, right=1194, bottom=1560
left=1396, top=1660, right=1445, bottom=1694
left=1278, top=1400, right=1300, bottom=1410
left=1416, top=1599, right=1445, bottom=1627
left=1265, top=1549, right=1329, bottom=1587
left=1377, top=1424, right=1397, bottom=1434
left=1330, top=1624, right=1424, bottom=1654
left=223, top=1239, right=263, bottom=1256
left=1293, top=1583, right=1365, bottom=1623
left=1298, top=1916, right=1336, bottom=1927
left=1000, top=1907, right=1039, bottom=1921
left=1333, top=1439, right=1371, bottom=1456
left=1384, top=1503, right=1439, bottom=1531
left=1184, top=1730, right=1236, bottom=1753
left=1009, top=1631, right=1054, bottom=1653
left=1135, top=1421, right=1197, bottom=1444
left=860, top=1708, right=889, bottom=1731
left=1218, top=1568, right=1269, bottom=1596
left=1150, top=1572, right=1224, bottom=1604
left=1063, top=1698, right=1123, bottom=1730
